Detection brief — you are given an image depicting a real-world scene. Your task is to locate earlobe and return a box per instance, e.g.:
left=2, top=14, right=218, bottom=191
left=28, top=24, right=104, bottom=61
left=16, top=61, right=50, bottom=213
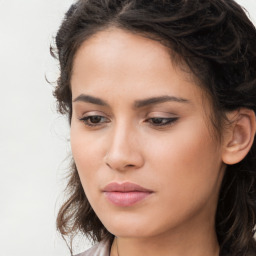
left=222, top=108, right=256, bottom=165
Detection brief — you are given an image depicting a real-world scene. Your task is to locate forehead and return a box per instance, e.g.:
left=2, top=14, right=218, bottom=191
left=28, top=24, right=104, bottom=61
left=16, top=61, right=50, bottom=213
left=71, top=28, right=199, bottom=96
left=74, top=28, right=171, bottom=65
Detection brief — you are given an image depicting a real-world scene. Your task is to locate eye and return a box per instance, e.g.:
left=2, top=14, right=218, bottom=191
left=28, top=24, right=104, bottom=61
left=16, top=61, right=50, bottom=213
left=147, top=117, right=178, bottom=127
left=79, top=115, right=110, bottom=127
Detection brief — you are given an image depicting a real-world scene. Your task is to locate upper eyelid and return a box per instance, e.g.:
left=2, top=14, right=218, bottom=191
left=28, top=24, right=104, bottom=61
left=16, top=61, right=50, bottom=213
left=80, top=115, right=107, bottom=119
left=79, top=115, right=110, bottom=122
left=79, top=115, right=110, bottom=127
left=146, top=117, right=179, bottom=126
left=80, top=111, right=110, bottom=118
left=77, top=110, right=179, bottom=119
left=146, top=112, right=178, bottom=118
left=146, top=117, right=179, bottom=122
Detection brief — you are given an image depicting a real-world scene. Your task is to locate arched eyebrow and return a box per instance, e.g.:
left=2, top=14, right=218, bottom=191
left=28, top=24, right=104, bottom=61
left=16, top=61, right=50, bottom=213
left=134, top=95, right=190, bottom=108
left=73, top=94, right=190, bottom=108
left=73, top=94, right=109, bottom=106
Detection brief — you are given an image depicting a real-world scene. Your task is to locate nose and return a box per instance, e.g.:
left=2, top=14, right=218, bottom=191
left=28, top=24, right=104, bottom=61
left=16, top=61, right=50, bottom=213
left=104, top=122, right=144, bottom=172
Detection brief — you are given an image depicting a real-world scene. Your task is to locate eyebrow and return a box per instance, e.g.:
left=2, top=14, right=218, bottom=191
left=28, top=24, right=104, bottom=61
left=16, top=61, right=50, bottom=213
left=134, top=95, right=190, bottom=108
left=73, top=94, right=190, bottom=108
left=73, top=94, right=109, bottom=106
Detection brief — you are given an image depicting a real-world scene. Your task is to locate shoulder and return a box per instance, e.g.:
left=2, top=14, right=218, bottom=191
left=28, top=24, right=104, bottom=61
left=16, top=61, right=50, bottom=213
left=75, top=239, right=112, bottom=256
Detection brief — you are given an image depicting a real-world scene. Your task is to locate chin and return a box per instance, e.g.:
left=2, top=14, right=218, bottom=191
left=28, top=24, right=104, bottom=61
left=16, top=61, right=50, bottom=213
left=100, top=213, right=146, bottom=235
left=99, top=212, right=170, bottom=239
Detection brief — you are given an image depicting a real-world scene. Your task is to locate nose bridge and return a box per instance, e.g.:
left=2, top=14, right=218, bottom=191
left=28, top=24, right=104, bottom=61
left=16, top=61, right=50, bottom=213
left=104, top=118, right=143, bottom=170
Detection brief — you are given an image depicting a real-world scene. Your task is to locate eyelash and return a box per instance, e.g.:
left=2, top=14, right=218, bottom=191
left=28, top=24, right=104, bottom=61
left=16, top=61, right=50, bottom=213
left=79, top=115, right=178, bottom=128
left=79, top=115, right=110, bottom=127
left=146, top=117, right=178, bottom=127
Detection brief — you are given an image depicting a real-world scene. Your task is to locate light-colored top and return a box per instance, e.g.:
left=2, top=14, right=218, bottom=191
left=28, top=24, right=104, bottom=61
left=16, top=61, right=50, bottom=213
left=75, top=239, right=111, bottom=256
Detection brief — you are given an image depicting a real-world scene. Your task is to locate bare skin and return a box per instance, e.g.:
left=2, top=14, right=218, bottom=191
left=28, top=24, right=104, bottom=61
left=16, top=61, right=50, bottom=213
left=70, top=28, right=255, bottom=256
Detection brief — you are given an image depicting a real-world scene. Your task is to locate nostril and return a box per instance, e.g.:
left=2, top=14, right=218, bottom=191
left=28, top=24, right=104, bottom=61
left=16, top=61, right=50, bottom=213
left=105, top=158, right=138, bottom=171
left=126, top=164, right=135, bottom=167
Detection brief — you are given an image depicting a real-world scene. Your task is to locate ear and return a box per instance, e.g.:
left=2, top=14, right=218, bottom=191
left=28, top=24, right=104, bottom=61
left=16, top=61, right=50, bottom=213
left=222, top=108, right=256, bottom=165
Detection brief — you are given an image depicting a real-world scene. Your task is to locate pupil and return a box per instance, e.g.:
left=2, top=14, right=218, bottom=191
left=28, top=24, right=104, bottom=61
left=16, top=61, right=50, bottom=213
left=91, top=116, right=101, bottom=123
left=153, top=118, right=163, bottom=124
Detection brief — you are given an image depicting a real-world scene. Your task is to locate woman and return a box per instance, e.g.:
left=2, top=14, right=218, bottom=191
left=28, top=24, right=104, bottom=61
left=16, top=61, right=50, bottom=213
left=52, top=0, right=256, bottom=255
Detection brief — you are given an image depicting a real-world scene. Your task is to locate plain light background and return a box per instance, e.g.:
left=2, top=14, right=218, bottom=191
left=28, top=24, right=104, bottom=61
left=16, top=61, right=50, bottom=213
left=0, top=1, right=255, bottom=255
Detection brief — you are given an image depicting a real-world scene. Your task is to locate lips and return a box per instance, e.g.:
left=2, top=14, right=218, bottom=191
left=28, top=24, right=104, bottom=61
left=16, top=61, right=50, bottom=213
left=103, top=182, right=153, bottom=207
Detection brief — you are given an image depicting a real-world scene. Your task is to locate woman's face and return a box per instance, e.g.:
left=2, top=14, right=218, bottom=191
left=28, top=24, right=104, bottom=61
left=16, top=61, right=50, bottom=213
left=70, top=28, right=226, bottom=239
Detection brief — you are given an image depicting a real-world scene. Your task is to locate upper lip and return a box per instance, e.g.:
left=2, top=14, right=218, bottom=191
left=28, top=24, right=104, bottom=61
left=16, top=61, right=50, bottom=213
left=103, top=182, right=153, bottom=192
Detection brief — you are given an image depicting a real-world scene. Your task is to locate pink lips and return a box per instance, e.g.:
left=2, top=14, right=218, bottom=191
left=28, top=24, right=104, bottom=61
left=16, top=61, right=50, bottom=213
left=103, top=182, right=153, bottom=207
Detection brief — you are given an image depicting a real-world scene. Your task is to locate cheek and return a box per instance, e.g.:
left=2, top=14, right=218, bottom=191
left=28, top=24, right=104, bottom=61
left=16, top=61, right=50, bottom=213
left=70, top=124, right=105, bottom=190
left=147, top=120, right=222, bottom=201
left=138, top=124, right=223, bottom=232
left=70, top=134, right=106, bottom=214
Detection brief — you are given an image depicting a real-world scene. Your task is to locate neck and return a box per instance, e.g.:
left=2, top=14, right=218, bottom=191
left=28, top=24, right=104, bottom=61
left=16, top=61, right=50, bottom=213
left=111, top=217, right=219, bottom=256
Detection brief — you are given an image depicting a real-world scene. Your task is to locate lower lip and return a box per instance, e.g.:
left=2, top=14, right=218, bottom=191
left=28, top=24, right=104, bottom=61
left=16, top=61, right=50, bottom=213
left=104, top=191, right=152, bottom=207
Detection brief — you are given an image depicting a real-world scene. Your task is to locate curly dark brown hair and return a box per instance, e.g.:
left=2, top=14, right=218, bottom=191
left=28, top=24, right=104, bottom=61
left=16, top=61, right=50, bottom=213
left=52, top=0, right=256, bottom=255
